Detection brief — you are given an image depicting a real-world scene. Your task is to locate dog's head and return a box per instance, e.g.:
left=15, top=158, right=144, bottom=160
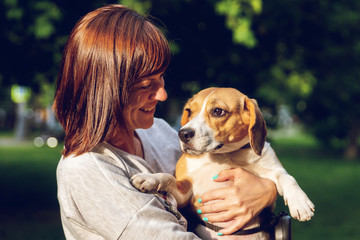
left=178, top=87, right=267, bottom=156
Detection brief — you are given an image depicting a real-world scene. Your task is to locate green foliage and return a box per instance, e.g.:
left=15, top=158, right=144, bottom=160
left=1, top=0, right=359, bottom=157
left=215, top=0, right=261, bottom=48
left=4, top=0, right=23, bottom=20
left=3, top=0, right=62, bottom=40
left=36, top=80, right=55, bottom=108
left=0, top=0, right=63, bottom=96
left=10, top=84, right=31, bottom=103
left=118, top=0, right=152, bottom=14
left=257, top=64, right=317, bottom=106
left=245, top=0, right=360, bottom=158
left=31, top=1, right=62, bottom=39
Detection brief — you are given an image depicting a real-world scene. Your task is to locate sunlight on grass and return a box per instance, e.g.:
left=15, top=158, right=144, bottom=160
left=270, top=132, right=360, bottom=240
left=268, top=125, right=320, bottom=148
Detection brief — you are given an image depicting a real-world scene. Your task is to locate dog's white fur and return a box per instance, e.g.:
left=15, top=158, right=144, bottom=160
left=131, top=87, right=314, bottom=239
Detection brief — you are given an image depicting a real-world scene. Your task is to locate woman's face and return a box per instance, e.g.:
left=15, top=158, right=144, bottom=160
left=122, top=72, right=168, bottom=131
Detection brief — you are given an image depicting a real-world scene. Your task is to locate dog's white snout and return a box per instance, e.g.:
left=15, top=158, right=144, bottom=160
left=178, top=128, right=195, bottom=143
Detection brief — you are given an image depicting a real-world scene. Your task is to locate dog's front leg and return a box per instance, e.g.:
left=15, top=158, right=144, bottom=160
left=276, top=173, right=315, bottom=221
left=131, top=173, right=176, bottom=193
left=256, top=146, right=315, bottom=222
left=130, top=173, right=192, bottom=207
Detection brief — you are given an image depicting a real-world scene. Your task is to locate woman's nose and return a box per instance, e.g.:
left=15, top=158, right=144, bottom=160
left=154, top=86, right=167, bottom=101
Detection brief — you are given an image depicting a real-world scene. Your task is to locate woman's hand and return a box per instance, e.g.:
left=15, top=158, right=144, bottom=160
left=197, top=168, right=277, bottom=235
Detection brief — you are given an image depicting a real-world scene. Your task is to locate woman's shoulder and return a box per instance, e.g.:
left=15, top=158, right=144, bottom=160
left=56, top=144, right=154, bottom=206
left=57, top=152, right=95, bottom=174
left=57, top=146, right=114, bottom=171
left=153, top=117, right=176, bottom=131
left=141, top=118, right=178, bottom=139
left=57, top=143, right=154, bottom=181
left=56, top=150, right=113, bottom=187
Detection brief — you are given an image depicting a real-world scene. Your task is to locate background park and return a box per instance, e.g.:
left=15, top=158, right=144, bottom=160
left=0, top=0, right=359, bottom=239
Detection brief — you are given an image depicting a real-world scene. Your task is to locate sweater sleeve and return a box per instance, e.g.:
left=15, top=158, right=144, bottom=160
left=57, top=152, right=200, bottom=240
left=120, top=197, right=199, bottom=240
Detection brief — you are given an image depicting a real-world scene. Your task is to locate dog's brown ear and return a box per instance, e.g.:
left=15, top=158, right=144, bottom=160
left=245, top=98, right=267, bottom=156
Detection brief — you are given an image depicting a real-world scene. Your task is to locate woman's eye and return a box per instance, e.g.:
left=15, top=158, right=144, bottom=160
left=140, top=84, right=152, bottom=89
left=212, top=108, right=226, bottom=117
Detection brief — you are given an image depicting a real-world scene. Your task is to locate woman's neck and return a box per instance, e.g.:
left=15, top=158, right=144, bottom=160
left=108, top=128, right=144, bottom=158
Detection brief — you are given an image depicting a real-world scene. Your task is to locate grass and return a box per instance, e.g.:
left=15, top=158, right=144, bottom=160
left=0, top=133, right=359, bottom=240
left=270, top=135, right=360, bottom=240
left=0, top=143, right=65, bottom=240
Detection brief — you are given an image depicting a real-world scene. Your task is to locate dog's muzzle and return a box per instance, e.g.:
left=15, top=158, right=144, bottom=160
left=178, top=128, right=195, bottom=143
left=178, top=128, right=224, bottom=155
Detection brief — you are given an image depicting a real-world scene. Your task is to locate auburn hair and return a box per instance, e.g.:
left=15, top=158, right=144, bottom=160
left=53, top=4, right=171, bottom=157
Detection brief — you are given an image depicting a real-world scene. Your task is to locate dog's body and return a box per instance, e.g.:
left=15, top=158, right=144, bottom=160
left=131, top=88, right=314, bottom=239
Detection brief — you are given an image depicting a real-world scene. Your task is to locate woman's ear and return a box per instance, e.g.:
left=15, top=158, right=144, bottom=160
left=245, top=98, right=267, bottom=156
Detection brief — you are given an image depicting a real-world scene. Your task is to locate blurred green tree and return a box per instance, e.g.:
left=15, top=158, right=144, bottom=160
left=247, top=0, right=360, bottom=160
left=1, top=0, right=62, bottom=94
left=215, top=0, right=262, bottom=48
left=1, top=0, right=359, bottom=159
left=0, top=0, right=115, bottom=108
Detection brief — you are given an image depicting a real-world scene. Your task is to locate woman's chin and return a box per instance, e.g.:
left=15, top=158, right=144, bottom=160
left=139, top=117, right=154, bottom=129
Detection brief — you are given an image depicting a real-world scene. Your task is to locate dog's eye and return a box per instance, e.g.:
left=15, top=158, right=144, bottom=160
left=185, top=108, right=192, bottom=117
left=212, top=108, right=226, bottom=117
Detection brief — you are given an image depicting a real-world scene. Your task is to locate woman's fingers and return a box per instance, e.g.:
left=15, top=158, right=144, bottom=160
left=199, top=188, right=246, bottom=214
left=196, top=167, right=278, bottom=235
left=218, top=216, right=253, bottom=235
left=199, top=207, right=255, bottom=235
left=212, top=168, right=246, bottom=183
left=202, top=210, right=237, bottom=224
left=200, top=187, right=230, bottom=203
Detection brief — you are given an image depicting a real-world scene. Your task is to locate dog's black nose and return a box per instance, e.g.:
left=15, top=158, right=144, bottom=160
left=178, top=128, right=195, bottom=143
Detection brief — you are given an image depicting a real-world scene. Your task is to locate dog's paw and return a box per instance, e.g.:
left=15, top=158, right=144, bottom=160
left=285, top=192, right=315, bottom=221
left=130, top=173, right=160, bottom=193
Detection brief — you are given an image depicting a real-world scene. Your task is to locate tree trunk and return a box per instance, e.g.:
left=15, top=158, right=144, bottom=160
left=14, top=102, right=28, bottom=140
left=344, top=124, right=359, bottom=161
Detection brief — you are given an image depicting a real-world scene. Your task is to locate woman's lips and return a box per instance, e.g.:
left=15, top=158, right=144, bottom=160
left=139, top=106, right=156, bottom=113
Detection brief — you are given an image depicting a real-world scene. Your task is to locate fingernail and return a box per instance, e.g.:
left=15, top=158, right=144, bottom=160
left=203, top=217, right=208, bottom=222
left=198, top=198, right=202, bottom=203
left=217, top=232, right=223, bottom=236
left=212, top=174, right=219, bottom=180
left=197, top=209, right=202, bottom=214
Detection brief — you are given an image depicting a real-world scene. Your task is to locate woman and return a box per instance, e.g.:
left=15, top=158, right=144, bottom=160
left=53, top=4, right=277, bottom=239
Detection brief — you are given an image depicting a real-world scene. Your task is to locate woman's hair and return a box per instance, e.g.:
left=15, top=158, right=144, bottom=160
left=53, top=4, right=171, bottom=157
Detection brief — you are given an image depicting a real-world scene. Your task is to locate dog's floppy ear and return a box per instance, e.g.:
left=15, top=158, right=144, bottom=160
left=245, top=98, right=267, bottom=156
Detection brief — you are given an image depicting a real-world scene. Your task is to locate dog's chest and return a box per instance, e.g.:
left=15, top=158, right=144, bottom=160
left=185, top=154, right=234, bottom=196
left=184, top=148, right=267, bottom=197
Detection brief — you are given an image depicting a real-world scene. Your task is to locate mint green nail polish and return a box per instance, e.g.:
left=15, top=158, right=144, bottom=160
left=203, top=217, right=208, bottom=222
left=198, top=198, right=202, bottom=203
left=197, top=209, right=202, bottom=214
left=217, top=232, right=223, bottom=236
left=212, top=174, right=219, bottom=180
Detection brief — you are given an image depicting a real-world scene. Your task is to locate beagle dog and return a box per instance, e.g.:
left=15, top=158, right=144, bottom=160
left=131, top=87, right=314, bottom=239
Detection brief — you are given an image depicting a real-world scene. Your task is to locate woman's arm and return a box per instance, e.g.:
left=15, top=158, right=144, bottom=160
left=196, top=168, right=277, bottom=235
left=57, top=152, right=201, bottom=240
